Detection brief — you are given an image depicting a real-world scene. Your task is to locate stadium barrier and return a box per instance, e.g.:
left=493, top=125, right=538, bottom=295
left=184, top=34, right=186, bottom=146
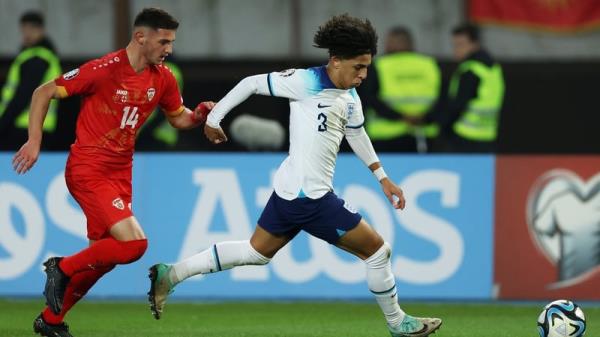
left=0, top=153, right=495, bottom=299
left=1, top=153, right=597, bottom=300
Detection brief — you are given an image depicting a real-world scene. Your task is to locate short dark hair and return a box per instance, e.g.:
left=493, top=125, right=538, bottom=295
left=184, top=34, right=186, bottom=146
left=388, top=26, right=413, bottom=49
left=452, top=23, right=480, bottom=42
left=134, top=8, right=179, bottom=30
left=20, top=10, right=44, bottom=27
left=313, top=14, right=378, bottom=59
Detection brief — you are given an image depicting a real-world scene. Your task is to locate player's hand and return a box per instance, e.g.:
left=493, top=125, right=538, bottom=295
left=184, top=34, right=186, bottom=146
left=204, top=124, right=228, bottom=144
left=193, top=101, right=216, bottom=125
left=380, top=178, right=405, bottom=210
left=12, top=139, right=41, bottom=174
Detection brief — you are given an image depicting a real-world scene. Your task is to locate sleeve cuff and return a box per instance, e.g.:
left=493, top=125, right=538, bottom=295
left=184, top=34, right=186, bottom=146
left=165, top=105, right=185, bottom=117
left=56, top=86, right=69, bottom=98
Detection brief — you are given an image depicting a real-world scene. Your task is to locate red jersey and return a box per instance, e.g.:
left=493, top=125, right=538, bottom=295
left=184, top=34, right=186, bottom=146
left=55, top=49, right=183, bottom=177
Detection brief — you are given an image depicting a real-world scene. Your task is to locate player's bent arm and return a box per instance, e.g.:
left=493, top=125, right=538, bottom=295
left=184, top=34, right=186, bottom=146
left=165, top=106, right=195, bottom=130
left=346, top=126, right=381, bottom=173
left=346, top=127, right=406, bottom=209
left=28, top=80, right=65, bottom=143
left=12, top=81, right=64, bottom=174
left=206, top=74, right=270, bottom=128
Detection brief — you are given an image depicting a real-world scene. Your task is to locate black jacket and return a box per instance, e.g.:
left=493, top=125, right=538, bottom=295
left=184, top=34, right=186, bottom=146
left=0, top=37, right=58, bottom=133
left=438, top=49, right=496, bottom=135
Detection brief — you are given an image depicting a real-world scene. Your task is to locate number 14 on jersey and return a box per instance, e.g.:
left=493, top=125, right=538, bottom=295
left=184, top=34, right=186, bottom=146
left=120, top=106, right=139, bottom=129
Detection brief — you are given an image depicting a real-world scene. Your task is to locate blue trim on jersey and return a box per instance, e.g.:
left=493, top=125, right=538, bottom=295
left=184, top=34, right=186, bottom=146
left=297, top=189, right=307, bottom=198
left=349, top=88, right=358, bottom=98
left=212, top=245, right=222, bottom=271
left=346, top=122, right=365, bottom=129
left=267, top=73, right=274, bottom=96
left=308, top=66, right=337, bottom=91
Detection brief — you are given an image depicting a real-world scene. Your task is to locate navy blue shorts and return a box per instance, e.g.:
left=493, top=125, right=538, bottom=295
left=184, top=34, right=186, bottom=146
left=257, top=191, right=362, bottom=244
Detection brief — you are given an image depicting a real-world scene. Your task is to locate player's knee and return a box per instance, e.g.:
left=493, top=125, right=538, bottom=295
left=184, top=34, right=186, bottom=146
left=120, top=239, right=148, bottom=264
left=365, top=241, right=391, bottom=268
left=380, top=241, right=391, bottom=257
left=246, top=241, right=271, bottom=266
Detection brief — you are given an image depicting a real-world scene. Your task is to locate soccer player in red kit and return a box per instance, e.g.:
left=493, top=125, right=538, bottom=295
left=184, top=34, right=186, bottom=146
left=12, top=8, right=212, bottom=337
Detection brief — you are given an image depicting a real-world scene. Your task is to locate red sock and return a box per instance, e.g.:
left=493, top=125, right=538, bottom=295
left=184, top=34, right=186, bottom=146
left=42, top=265, right=115, bottom=324
left=59, top=238, right=147, bottom=276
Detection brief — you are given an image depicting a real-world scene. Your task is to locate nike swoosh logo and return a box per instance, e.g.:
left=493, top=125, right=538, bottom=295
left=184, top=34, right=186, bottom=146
left=318, top=103, right=331, bottom=108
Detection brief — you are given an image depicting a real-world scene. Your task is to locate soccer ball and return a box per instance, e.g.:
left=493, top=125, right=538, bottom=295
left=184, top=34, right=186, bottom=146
left=537, top=300, right=586, bottom=337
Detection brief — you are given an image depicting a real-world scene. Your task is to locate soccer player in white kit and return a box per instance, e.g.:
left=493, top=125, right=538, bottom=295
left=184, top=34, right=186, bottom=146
left=148, top=14, right=442, bottom=337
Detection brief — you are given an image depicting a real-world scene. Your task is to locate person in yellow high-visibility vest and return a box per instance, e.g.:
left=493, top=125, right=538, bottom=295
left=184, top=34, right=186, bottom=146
left=440, top=23, right=504, bottom=153
left=0, top=11, right=61, bottom=150
left=361, top=26, right=441, bottom=153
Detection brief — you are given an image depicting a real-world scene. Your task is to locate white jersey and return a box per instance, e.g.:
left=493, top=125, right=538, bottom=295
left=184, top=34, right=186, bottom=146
left=267, top=66, right=364, bottom=200
left=207, top=65, right=379, bottom=201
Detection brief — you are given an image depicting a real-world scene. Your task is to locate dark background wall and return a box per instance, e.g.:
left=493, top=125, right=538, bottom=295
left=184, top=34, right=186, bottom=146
left=2, top=58, right=599, bottom=154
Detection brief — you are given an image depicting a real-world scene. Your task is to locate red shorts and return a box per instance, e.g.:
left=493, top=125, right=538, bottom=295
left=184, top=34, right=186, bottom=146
left=65, top=175, right=133, bottom=240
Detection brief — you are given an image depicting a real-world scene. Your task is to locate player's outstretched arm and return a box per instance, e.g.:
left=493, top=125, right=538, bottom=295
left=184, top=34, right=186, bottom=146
left=12, top=80, right=63, bottom=174
left=166, top=101, right=215, bottom=130
left=203, top=74, right=273, bottom=144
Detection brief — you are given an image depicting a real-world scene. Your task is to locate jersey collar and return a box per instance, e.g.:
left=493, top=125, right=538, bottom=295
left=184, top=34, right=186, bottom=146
left=313, top=65, right=338, bottom=90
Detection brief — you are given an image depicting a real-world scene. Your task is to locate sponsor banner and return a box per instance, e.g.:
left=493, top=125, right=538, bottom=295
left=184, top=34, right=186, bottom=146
left=0, top=153, right=494, bottom=299
left=494, top=156, right=600, bottom=300
left=470, top=0, right=600, bottom=32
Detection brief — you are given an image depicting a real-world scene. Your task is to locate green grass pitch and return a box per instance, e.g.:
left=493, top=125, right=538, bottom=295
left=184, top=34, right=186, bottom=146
left=1, top=299, right=598, bottom=337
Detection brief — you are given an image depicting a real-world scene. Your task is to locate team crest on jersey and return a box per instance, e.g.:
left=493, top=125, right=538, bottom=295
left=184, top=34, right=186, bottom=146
left=63, top=68, right=79, bottom=80
left=147, top=88, right=156, bottom=101
left=347, top=102, right=355, bottom=116
left=278, top=68, right=295, bottom=77
left=112, top=197, right=125, bottom=210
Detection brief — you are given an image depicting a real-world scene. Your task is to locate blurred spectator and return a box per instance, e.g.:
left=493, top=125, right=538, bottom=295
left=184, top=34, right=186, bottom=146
left=0, top=10, right=61, bottom=150
left=440, top=23, right=504, bottom=153
left=136, top=59, right=183, bottom=150
left=361, top=26, right=441, bottom=153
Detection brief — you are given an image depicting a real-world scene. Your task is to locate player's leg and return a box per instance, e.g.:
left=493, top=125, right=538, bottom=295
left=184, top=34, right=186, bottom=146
left=35, top=240, right=115, bottom=337
left=148, top=191, right=299, bottom=319
left=57, top=216, right=147, bottom=274
left=299, top=192, right=440, bottom=336
left=156, top=225, right=288, bottom=286
left=148, top=225, right=294, bottom=319
left=43, top=216, right=147, bottom=314
left=336, top=220, right=442, bottom=337
left=165, top=192, right=298, bottom=282
left=170, top=225, right=289, bottom=281
left=43, top=178, right=147, bottom=314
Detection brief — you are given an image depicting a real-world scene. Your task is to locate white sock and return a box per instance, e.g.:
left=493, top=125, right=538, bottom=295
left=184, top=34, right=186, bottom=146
left=365, top=242, right=405, bottom=327
left=169, top=240, right=270, bottom=285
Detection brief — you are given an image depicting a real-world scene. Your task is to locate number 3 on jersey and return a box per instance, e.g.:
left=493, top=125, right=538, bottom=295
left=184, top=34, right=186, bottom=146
left=120, top=106, right=139, bottom=129
left=317, top=112, right=327, bottom=132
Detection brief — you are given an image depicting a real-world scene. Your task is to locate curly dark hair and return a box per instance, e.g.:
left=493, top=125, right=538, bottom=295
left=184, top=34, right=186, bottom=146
left=313, top=14, right=378, bottom=59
